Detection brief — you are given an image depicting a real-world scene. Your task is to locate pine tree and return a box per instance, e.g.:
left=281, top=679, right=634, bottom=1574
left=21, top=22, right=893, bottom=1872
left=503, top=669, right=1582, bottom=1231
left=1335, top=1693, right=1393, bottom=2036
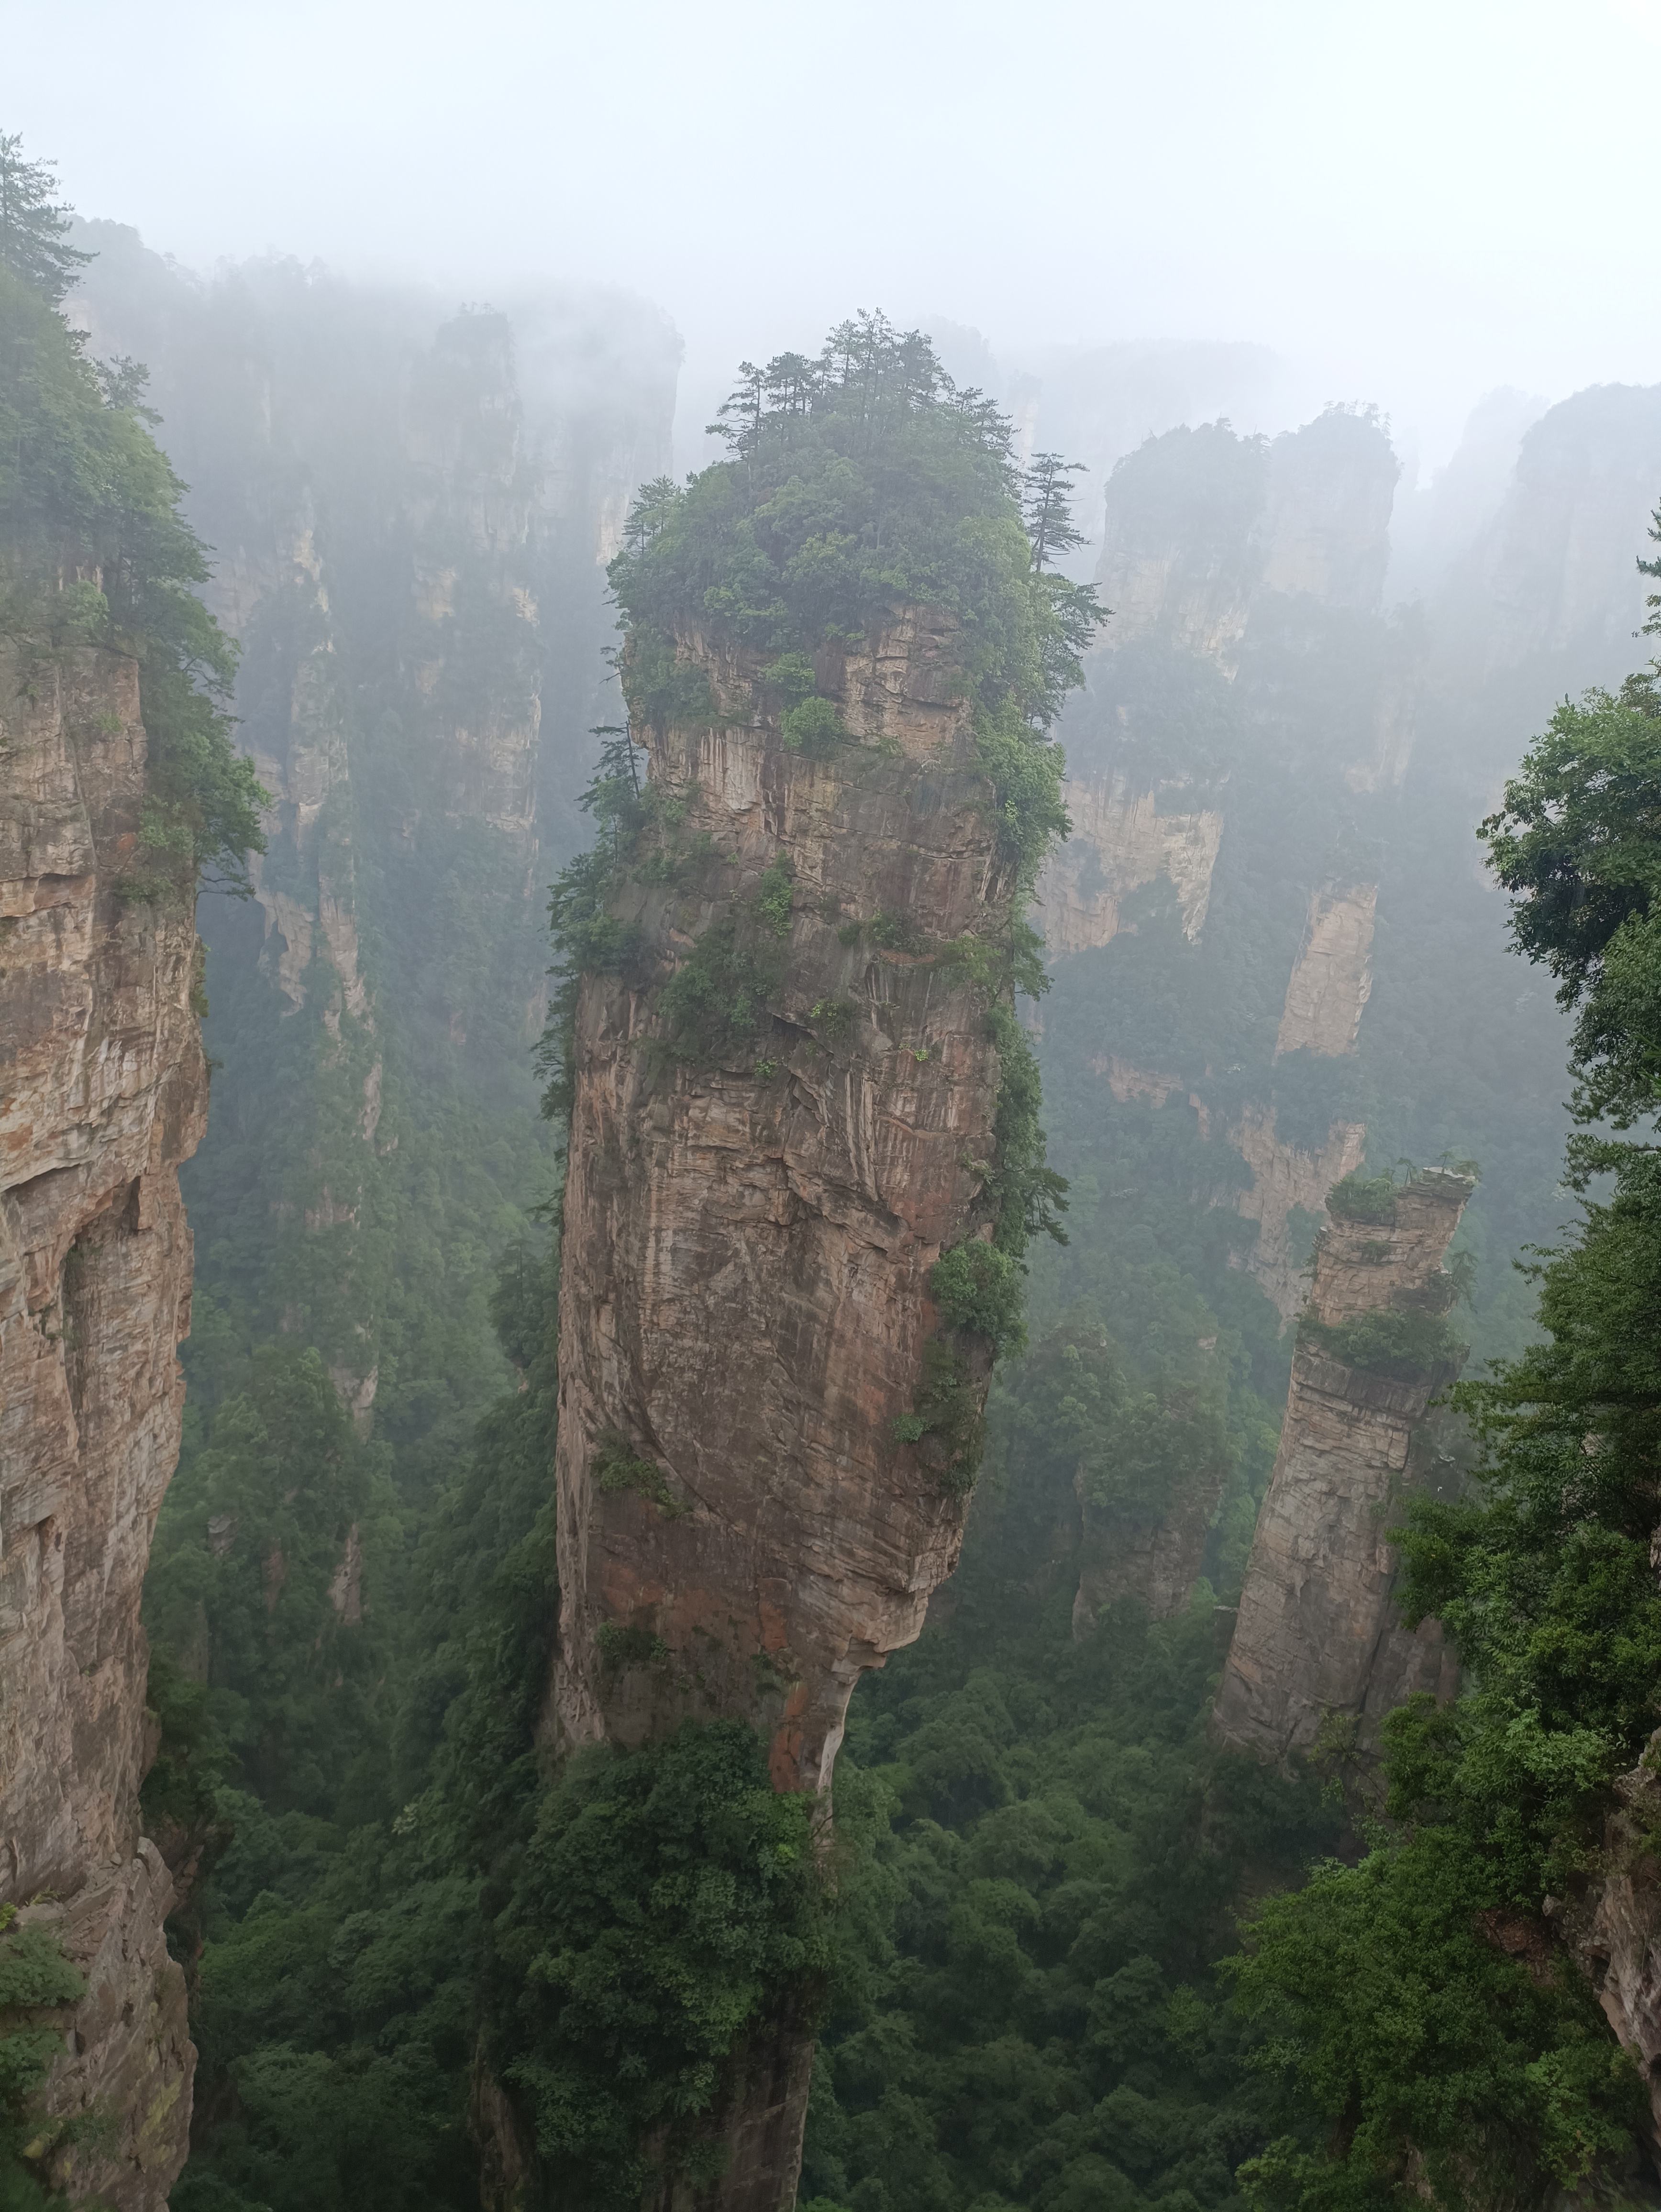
left=0, top=133, right=92, bottom=306
left=1639, top=502, right=1661, bottom=636
left=1022, top=452, right=1089, bottom=571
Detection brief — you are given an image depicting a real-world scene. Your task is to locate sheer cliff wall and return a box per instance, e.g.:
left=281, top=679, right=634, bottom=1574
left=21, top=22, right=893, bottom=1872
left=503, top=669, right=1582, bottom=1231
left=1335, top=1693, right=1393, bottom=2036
left=0, top=640, right=202, bottom=2207
left=1212, top=1171, right=1473, bottom=1762
left=554, top=618, right=1014, bottom=1783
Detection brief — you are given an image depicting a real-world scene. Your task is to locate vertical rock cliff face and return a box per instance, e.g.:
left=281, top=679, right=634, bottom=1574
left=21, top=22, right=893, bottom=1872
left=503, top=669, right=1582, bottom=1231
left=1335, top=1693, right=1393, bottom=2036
left=1273, top=884, right=1377, bottom=1059
left=1212, top=1171, right=1473, bottom=1762
left=1227, top=1108, right=1368, bottom=1326
left=555, top=619, right=1011, bottom=1777
left=551, top=619, right=1022, bottom=2201
left=1471, top=382, right=1661, bottom=673
left=0, top=640, right=203, bottom=2206
left=1094, top=408, right=1400, bottom=667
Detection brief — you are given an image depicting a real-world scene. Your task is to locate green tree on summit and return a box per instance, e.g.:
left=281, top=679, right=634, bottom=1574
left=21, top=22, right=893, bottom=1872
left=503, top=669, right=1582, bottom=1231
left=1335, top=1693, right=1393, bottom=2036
left=0, top=128, right=265, bottom=897
left=616, top=309, right=1104, bottom=736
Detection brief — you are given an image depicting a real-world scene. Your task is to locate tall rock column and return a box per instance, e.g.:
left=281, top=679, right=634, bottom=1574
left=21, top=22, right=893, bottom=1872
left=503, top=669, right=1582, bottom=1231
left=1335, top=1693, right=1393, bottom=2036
left=0, top=641, right=204, bottom=2205
left=1212, top=1168, right=1474, bottom=1762
left=551, top=616, right=1025, bottom=2201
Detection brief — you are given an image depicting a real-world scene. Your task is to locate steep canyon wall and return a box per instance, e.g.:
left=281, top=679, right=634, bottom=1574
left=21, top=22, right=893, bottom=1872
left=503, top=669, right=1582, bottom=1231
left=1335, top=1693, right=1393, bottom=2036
left=0, top=641, right=202, bottom=2207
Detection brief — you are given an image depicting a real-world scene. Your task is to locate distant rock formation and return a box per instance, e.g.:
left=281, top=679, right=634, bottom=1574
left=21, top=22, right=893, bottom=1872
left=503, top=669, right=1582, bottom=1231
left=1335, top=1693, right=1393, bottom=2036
left=1037, top=774, right=1223, bottom=958
left=1275, top=884, right=1377, bottom=1058
left=1043, top=407, right=1413, bottom=1347
left=0, top=641, right=204, bottom=2207
left=1473, top=382, right=1661, bottom=672
left=1213, top=1170, right=1473, bottom=1763
left=1095, top=408, right=1400, bottom=673
left=1229, top=1107, right=1368, bottom=1326
left=71, top=239, right=679, bottom=1429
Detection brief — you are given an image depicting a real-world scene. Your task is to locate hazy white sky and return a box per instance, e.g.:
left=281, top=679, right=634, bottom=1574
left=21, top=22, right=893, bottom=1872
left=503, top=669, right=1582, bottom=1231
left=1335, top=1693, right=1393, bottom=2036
left=10, top=0, right=1661, bottom=468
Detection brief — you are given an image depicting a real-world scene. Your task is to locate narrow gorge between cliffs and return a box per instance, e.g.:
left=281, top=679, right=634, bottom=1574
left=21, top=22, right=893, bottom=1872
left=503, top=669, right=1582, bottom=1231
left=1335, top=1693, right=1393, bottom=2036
left=10, top=100, right=1661, bottom=2212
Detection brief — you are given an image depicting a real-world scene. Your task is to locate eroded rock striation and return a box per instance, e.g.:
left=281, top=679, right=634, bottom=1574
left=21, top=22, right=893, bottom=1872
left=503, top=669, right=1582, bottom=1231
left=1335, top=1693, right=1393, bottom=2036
left=554, top=618, right=1015, bottom=1782
left=1213, top=1170, right=1473, bottom=1762
left=1274, top=884, right=1378, bottom=1059
left=0, top=640, right=204, bottom=2205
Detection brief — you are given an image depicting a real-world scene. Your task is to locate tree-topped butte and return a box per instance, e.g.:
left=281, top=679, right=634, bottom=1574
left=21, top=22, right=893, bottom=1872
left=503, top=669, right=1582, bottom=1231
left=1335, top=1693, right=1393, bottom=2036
left=609, top=310, right=1103, bottom=833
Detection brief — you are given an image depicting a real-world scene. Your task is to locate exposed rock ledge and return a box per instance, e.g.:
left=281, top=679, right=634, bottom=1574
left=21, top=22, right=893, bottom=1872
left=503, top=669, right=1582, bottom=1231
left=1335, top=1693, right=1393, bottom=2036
left=0, top=640, right=204, bottom=2206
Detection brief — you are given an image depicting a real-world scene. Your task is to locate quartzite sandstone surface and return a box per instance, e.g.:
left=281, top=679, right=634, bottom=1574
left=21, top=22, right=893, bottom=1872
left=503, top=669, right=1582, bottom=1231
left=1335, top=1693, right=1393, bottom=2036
left=0, top=639, right=205, bottom=2205
left=1212, top=1170, right=1472, bottom=1762
left=550, top=615, right=1031, bottom=2206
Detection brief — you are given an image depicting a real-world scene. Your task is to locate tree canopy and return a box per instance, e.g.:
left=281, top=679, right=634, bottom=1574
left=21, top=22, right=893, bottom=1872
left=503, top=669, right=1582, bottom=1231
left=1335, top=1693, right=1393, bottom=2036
left=609, top=311, right=1104, bottom=736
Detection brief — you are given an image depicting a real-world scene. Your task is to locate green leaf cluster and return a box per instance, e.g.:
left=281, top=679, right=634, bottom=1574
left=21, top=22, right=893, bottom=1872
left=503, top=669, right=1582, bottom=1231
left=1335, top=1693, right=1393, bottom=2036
left=1298, top=1306, right=1464, bottom=1382
left=929, top=1241, right=1028, bottom=1355
left=1227, top=1830, right=1641, bottom=2211
left=0, top=1913, right=85, bottom=2211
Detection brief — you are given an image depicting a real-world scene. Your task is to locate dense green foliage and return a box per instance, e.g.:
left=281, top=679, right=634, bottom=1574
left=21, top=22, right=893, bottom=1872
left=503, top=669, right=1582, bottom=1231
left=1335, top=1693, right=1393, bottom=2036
left=1227, top=1831, right=1640, bottom=2210
left=0, top=133, right=91, bottom=307
left=144, top=1346, right=403, bottom=1832
left=611, top=314, right=1102, bottom=740
left=487, top=1724, right=829, bottom=2209
left=799, top=1306, right=1334, bottom=2212
left=1482, top=669, right=1661, bottom=1134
